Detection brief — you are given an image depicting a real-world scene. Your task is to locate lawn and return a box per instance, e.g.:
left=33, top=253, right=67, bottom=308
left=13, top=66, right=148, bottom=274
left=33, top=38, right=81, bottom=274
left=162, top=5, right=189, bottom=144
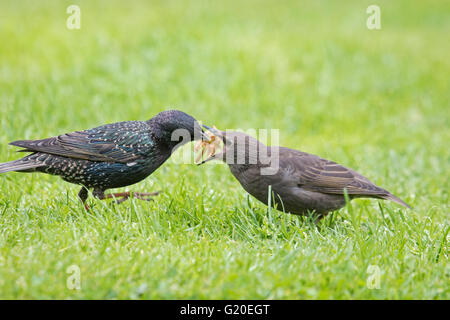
left=0, top=0, right=448, bottom=299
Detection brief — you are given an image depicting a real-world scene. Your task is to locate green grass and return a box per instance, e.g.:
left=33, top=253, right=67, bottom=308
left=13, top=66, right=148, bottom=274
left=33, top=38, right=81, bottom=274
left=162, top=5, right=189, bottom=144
left=0, top=0, right=448, bottom=299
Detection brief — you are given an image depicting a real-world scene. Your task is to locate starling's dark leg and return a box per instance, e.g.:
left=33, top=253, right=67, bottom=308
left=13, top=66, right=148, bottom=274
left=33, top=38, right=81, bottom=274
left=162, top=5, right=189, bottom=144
left=93, top=189, right=159, bottom=204
left=78, top=187, right=90, bottom=211
left=93, top=189, right=106, bottom=200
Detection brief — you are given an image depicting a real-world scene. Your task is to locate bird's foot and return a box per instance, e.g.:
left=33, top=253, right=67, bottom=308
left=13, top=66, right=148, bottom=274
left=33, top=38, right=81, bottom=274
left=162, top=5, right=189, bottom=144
left=102, top=191, right=160, bottom=204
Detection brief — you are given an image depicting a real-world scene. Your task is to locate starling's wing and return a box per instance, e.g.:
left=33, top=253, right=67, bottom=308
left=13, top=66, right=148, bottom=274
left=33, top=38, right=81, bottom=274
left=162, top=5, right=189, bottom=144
left=278, top=147, right=388, bottom=197
left=9, top=121, right=153, bottom=163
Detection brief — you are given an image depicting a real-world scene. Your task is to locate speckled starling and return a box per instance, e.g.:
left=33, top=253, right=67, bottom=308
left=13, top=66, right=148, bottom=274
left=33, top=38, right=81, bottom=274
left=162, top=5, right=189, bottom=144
left=0, top=110, right=208, bottom=209
left=200, top=127, right=411, bottom=220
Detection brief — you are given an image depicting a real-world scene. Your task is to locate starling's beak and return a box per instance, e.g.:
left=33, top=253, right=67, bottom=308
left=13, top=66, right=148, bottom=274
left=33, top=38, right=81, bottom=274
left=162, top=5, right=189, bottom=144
left=196, top=125, right=228, bottom=166
left=195, top=123, right=211, bottom=142
left=197, top=153, right=221, bottom=166
left=201, top=130, right=211, bottom=142
left=202, top=124, right=220, bottom=135
left=202, top=125, right=230, bottom=144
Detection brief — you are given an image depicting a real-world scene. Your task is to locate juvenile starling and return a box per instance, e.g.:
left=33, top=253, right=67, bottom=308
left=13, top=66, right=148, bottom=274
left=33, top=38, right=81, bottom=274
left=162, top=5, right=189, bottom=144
left=0, top=110, right=208, bottom=209
left=199, top=127, right=410, bottom=219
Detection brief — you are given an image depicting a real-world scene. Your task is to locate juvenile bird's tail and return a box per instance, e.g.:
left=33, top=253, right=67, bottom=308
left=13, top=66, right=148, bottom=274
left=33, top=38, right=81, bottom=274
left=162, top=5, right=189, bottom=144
left=0, top=159, right=42, bottom=173
left=381, top=193, right=411, bottom=209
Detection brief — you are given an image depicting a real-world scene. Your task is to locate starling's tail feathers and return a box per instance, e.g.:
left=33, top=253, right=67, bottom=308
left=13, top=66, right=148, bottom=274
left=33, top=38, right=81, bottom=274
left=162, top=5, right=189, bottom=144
left=0, top=159, right=42, bottom=173
left=382, top=193, right=411, bottom=209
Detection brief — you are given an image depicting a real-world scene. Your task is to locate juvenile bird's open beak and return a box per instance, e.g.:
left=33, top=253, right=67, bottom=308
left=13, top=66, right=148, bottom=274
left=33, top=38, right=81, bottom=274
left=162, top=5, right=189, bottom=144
left=197, top=153, right=222, bottom=165
left=202, top=125, right=230, bottom=144
left=196, top=125, right=228, bottom=166
left=202, top=124, right=220, bottom=135
left=195, top=123, right=211, bottom=142
left=201, top=130, right=211, bottom=142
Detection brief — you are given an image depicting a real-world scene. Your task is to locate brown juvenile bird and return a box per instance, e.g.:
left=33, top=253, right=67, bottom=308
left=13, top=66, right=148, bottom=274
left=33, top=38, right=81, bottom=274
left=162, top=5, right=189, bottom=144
left=199, top=127, right=410, bottom=219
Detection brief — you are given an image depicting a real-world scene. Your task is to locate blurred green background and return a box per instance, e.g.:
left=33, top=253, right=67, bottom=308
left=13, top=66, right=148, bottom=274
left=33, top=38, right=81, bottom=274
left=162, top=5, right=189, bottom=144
left=0, top=0, right=448, bottom=299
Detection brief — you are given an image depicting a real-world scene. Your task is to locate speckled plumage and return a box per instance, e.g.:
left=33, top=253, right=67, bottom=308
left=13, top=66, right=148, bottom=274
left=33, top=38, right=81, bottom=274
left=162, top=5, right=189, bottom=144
left=0, top=110, right=205, bottom=207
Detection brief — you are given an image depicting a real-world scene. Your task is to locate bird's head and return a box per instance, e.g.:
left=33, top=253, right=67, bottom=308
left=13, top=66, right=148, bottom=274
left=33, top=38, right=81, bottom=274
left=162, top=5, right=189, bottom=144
left=149, top=110, right=210, bottom=148
left=198, top=126, right=269, bottom=167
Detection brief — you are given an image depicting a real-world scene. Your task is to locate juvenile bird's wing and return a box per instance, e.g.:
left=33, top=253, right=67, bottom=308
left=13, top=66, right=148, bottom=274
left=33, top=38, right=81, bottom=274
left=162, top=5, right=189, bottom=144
left=278, top=147, right=387, bottom=197
left=9, top=121, right=153, bottom=163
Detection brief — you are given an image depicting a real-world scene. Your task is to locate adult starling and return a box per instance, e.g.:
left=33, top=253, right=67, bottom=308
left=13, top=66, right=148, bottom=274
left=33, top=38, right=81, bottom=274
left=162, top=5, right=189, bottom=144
left=199, top=127, right=410, bottom=219
left=0, top=110, right=208, bottom=209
